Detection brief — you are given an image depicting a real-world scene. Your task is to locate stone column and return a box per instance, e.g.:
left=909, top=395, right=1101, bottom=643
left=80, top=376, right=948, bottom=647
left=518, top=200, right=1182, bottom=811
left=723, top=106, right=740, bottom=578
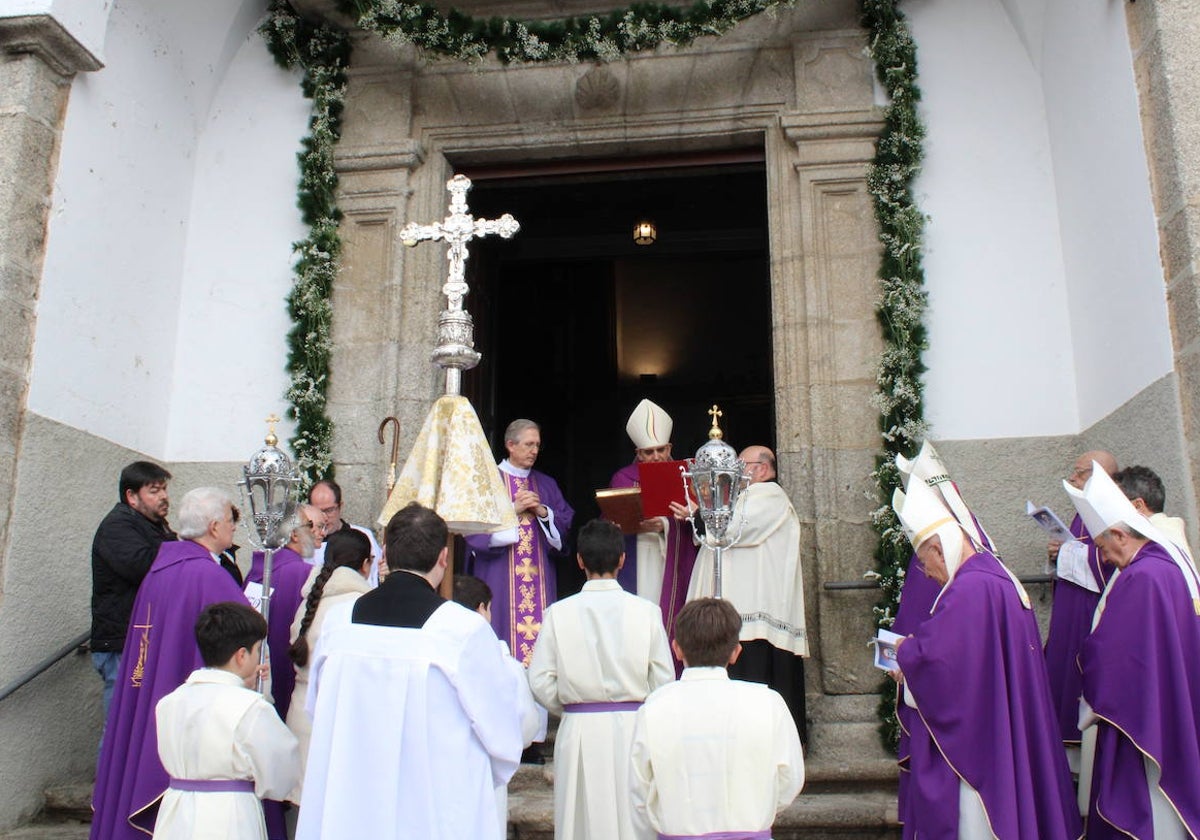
left=0, top=15, right=100, bottom=585
left=328, top=57, right=435, bottom=528
left=768, top=31, right=889, bottom=761
left=1126, top=3, right=1200, bottom=512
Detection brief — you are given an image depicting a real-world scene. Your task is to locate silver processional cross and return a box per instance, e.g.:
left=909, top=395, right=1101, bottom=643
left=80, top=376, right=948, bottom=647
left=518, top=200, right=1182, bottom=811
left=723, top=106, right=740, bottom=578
left=400, top=174, right=520, bottom=396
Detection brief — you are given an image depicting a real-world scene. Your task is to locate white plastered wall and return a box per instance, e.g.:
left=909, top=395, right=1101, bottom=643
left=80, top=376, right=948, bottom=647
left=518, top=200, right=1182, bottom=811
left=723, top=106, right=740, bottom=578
left=907, top=0, right=1171, bottom=440
left=28, top=0, right=307, bottom=461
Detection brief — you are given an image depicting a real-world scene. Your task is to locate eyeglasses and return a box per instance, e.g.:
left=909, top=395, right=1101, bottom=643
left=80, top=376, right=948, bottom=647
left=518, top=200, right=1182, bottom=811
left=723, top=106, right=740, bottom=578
left=319, top=504, right=340, bottom=517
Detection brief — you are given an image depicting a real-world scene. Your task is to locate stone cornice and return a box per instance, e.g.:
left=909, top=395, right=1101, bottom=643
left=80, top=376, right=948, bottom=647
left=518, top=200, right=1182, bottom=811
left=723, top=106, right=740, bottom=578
left=334, top=141, right=425, bottom=173
left=0, top=14, right=103, bottom=76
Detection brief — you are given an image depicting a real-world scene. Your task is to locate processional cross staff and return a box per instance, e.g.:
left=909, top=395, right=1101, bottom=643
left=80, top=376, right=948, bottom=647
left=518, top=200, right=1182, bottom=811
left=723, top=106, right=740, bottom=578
left=400, top=174, right=520, bottom=396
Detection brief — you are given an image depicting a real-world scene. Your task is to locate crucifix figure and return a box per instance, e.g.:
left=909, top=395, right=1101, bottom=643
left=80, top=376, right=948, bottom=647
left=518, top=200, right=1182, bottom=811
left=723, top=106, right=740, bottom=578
left=400, top=174, right=521, bottom=395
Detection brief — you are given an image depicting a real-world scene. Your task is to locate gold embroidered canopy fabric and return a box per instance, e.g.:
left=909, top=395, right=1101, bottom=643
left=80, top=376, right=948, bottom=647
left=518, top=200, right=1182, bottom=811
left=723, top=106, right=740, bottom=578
left=378, top=395, right=518, bottom=535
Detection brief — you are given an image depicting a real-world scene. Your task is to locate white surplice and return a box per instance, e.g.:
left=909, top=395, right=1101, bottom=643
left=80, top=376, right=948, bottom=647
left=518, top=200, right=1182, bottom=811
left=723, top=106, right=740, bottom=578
left=154, top=668, right=300, bottom=840
left=298, top=602, right=524, bottom=840
left=495, top=639, right=543, bottom=838
left=284, top=565, right=371, bottom=802
left=528, top=578, right=674, bottom=840
left=688, top=481, right=809, bottom=656
left=630, top=667, right=804, bottom=837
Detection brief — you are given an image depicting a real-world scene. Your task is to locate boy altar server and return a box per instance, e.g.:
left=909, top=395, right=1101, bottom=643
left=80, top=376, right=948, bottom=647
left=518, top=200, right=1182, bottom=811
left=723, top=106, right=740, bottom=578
left=528, top=519, right=674, bottom=840
left=630, top=597, right=804, bottom=839
left=154, top=602, right=300, bottom=840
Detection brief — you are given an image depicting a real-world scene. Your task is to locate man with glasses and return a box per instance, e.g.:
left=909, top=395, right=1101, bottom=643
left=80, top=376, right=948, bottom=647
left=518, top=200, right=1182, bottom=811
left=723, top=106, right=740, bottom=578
left=610, top=399, right=697, bottom=638
left=687, top=444, right=809, bottom=743
left=465, top=419, right=574, bottom=668
left=1043, top=449, right=1116, bottom=770
left=308, top=479, right=383, bottom=585
left=91, top=488, right=250, bottom=840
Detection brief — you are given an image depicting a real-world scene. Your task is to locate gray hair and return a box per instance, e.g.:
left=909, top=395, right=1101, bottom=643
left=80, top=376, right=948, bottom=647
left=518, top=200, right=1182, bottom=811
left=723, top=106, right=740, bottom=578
left=177, top=487, right=234, bottom=539
left=504, top=419, right=540, bottom=443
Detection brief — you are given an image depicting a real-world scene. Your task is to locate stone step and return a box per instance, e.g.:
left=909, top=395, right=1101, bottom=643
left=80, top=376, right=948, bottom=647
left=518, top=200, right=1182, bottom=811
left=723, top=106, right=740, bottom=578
left=41, top=786, right=91, bottom=824
left=0, top=822, right=90, bottom=840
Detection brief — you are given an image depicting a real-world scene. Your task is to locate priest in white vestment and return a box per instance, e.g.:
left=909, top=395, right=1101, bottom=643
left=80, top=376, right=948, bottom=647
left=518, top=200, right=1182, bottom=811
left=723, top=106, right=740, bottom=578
left=687, top=445, right=809, bottom=739
left=298, top=503, right=525, bottom=840
left=1112, top=465, right=1196, bottom=569
left=154, top=603, right=300, bottom=840
left=631, top=598, right=804, bottom=838
left=528, top=519, right=674, bottom=840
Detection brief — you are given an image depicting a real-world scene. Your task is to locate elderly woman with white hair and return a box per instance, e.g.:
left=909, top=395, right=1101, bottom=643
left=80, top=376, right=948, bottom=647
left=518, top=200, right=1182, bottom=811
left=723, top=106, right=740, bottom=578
left=91, top=486, right=255, bottom=840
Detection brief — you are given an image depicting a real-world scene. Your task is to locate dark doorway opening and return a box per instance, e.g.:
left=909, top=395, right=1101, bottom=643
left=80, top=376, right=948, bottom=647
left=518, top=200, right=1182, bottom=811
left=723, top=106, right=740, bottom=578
left=460, top=154, right=775, bottom=595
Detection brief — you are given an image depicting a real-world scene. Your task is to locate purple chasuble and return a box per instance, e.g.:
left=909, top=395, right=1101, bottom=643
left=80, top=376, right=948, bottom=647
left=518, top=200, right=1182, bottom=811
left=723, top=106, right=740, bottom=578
left=1080, top=541, right=1200, bottom=838
left=245, top=547, right=309, bottom=722
left=610, top=462, right=698, bottom=636
left=1044, top=514, right=1108, bottom=745
left=890, top=552, right=943, bottom=830
left=465, top=466, right=573, bottom=666
left=896, top=551, right=1081, bottom=840
left=90, top=540, right=249, bottom=840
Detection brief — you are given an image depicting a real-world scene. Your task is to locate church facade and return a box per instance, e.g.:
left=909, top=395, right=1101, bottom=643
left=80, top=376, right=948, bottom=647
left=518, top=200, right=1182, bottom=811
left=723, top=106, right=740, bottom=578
left=0, top=0, right=1197, bottom=827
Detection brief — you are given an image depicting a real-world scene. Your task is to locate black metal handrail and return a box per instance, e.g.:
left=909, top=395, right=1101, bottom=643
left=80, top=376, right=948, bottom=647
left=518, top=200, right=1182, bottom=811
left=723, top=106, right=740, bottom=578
left=823, top=573, right=1054, bottom=591
left=0, top=631, right=89, bottom=704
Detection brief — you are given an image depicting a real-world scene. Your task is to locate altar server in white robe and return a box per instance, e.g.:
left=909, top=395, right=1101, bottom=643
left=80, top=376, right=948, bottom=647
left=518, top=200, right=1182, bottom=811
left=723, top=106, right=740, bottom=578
left=528, top=519, right=674, bottom=840
left=687, top=445, right=809, bottom=740
left=452, top=573, right=542, bottom=838
left=631, top=598, right=804, bottom=839
left=298, top=503, right=525, bottom=840
left=154, top=602, right=300, bottom=840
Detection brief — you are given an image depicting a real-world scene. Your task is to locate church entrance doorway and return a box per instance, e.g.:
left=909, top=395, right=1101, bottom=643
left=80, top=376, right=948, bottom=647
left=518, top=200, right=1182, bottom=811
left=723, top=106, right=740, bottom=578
left=460, top=154, right=775, bottom=595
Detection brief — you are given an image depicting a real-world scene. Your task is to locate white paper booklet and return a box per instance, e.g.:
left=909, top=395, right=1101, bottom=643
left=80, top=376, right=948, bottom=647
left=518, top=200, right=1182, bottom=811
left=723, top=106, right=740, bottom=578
left=1056, top=540, right=1101, bottom=593
left=243, top=581, right=273, bottom=614
left=871, top=628, right=905, bottom=673
left=1026, top=501, right=1074, bottom=543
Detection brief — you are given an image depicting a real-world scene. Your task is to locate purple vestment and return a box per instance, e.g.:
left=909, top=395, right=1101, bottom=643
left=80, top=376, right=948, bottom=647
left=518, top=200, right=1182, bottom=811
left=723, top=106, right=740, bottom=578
left=245, top=547, right=310, bottom=722
left=896, top=550, right=1081, bottom=840
left=610, top=462, right=698, bottom=637
left=891, top=552, right=943, bottom=829
left=1080, top=541, right=1200, bottom=838
left=90, top=540, right=249, bottom=840
left=1044, top=514, right=1109, bottom=744
left=465, top=465, right=573, bottom=666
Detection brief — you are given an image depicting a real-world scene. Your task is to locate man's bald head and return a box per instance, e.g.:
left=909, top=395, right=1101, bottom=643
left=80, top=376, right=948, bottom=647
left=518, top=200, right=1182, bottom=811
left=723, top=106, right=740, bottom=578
left=1068, top=450, right=1118, bottom=490
left=739, top=446, right=777, bottom=484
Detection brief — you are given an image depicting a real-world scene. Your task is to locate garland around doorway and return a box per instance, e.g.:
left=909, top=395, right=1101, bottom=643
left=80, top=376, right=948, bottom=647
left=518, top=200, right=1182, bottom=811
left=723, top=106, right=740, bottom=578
left=260, top=0, right=928, bottom=750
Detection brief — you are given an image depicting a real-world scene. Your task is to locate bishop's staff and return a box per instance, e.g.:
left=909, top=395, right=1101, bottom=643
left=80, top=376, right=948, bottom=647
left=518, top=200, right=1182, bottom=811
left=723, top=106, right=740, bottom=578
left=238, top=416, right=299, bottom=693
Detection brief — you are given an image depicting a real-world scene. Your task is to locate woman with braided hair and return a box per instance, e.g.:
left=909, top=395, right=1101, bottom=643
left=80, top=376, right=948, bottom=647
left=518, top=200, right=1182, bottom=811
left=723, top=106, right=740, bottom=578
left=284, top=528, right=373, bottom=800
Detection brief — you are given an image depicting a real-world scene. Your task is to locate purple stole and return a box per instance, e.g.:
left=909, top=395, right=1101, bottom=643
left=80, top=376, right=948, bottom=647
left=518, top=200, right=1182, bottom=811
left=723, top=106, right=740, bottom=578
left=504, top=471, right=550, bottom=666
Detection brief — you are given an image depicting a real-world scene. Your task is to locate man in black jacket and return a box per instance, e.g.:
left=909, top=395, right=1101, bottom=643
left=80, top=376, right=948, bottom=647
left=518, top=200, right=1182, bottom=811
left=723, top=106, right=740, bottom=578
left=90, top=461, right=176, bottom=716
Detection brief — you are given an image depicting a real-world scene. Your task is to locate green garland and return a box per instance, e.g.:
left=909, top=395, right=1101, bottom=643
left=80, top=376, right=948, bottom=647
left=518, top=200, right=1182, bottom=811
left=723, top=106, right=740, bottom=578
left=260, top=0, right=929, bottom=748
left=862, top=0, right=929, bottom=753
left=336, top=0, right=794, bottom=64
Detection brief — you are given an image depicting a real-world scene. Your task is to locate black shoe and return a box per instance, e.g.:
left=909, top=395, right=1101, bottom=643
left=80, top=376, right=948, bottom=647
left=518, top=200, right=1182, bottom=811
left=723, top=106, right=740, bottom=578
left=521, top=744, right=545, bottom=765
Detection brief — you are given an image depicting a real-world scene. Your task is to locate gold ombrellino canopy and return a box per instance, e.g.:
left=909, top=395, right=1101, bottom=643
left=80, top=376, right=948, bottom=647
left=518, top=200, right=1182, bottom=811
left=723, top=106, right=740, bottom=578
left=377, top=395, right=518, bottom=535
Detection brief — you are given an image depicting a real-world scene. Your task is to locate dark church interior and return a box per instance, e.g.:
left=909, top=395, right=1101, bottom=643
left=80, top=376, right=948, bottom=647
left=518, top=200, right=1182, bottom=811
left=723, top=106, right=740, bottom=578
left=459, top=153, right=775, bottom=593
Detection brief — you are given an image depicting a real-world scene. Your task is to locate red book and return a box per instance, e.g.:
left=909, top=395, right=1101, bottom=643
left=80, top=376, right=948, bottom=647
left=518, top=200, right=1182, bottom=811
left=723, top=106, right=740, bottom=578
left=637, top=460, right=691, bottom=518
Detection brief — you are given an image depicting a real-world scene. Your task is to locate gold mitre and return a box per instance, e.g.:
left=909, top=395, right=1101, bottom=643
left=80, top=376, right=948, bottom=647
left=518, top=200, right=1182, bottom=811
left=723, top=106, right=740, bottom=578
left=626, top=398, right=672, bottom=449
left=892, top=476, right=956, bottom=551
left=897, top=441, right=993, bottom=551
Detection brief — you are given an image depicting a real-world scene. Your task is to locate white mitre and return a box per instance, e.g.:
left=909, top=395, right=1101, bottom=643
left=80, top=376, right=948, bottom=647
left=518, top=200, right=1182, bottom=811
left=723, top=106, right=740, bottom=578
left=896, top=441, right=995, bottom=553
left=892, top=477, right=967, bottom=580
left=626, top=398, right=672, bottom=449
left=1064, top=463, right=1200, bottom=611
